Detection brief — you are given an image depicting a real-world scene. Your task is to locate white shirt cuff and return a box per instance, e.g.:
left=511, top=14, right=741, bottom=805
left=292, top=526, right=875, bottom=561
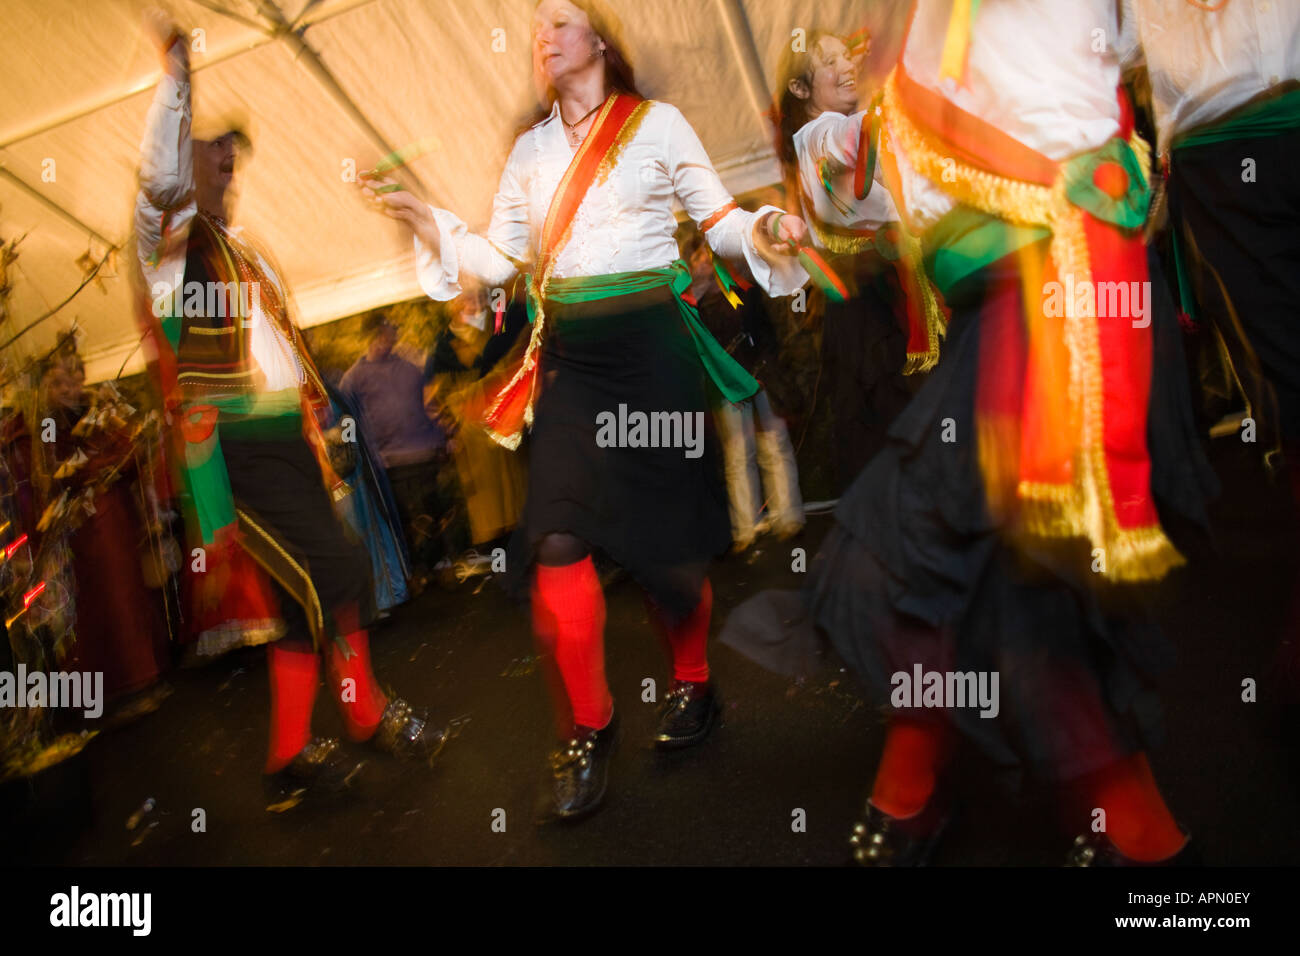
left=413, top=206, right=464, bottom=301
left=741, top=204, right=809, bottom=297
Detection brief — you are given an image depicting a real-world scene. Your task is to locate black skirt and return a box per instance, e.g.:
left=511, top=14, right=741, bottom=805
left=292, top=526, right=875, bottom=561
left=721, top=245, right=1218, bottom=783
left=221, top=432, right=376, bottom=643
left=505, top=283, right=731, bottom=620
left=821, top=249, right=914, bottom=494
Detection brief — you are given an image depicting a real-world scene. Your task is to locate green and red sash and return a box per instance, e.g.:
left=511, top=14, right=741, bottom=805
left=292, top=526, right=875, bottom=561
left=483, top=92, right=651, bottom=448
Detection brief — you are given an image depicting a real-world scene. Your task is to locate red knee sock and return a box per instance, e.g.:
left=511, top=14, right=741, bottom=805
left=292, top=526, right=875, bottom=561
left=326, top=629, right=390, bottom=741
left=646, top=579, right=713, bottom=684
left=869, top=717, right=951, bottom=819
left=533, top=557, right=613, bottom=731
left=1083, top=752, right=1187, bottom=862
left=265, top=640, right=319, bottom=773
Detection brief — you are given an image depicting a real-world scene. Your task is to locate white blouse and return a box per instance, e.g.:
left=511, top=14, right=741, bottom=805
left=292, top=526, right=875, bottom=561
left=890, top=0, right=1124, bottom=231
left=1121, top=0, right=1300, bottom=154
left=414, top=99, right=807, bottom=300
left=793, top=109, right=899, bottom=240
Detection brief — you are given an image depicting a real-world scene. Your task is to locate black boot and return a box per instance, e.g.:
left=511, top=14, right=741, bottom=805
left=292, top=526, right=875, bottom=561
left=543, top=710, right=620, bottom=822
left=849, top=796, right=952, bottom=867
left=1065, top=831, right=1200, bottom=866
left=652, top=680, right=722, bottom=750
left=371, top=698, right=447, bottom=762
left=265, top=737, right=365, bottom=799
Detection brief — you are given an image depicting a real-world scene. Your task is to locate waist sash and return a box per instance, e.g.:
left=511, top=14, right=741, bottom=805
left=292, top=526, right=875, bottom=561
left=880, top=64, right=1178, bottom=583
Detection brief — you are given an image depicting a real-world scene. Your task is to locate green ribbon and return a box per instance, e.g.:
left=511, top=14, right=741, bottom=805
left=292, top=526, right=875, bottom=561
left=179, top=389, right=304, bottom=546
left=923, top=207, right=1050, bottom=299
left=528, top=262, right=759, bottom=404
left=1173, top=87, right=1300, bottom=151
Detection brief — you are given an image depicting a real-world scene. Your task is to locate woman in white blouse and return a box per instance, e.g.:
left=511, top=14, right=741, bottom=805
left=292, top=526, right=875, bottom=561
left=775, top=29, right=929, bottom=494
left=365, top=0, right=808, bottom=822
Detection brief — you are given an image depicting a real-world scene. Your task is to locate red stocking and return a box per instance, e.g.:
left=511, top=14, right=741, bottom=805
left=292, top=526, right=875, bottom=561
left=326, top=629, right=390, bottom=741
left=645, top=579, right=713, bottom=683
left=533, top=557, right=613, bottom=731
left=1080, top=752, right=1187, bottom=861
left=265, top=640, right=319, bottom=773
left=869, top=716, right=952, bottom=819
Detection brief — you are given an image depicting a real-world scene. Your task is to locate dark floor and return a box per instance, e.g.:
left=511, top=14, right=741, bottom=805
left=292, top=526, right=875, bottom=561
left=4, top=440, right=1299, bottom=866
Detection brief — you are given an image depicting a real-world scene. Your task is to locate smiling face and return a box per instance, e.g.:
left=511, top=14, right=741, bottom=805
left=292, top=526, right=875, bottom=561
left=532, top=0, right=605, bottom=91
left=801, top=35, right=858, bottom=117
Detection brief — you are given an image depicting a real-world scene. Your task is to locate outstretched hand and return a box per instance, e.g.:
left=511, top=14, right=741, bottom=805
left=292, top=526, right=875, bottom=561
left=358, top=171, right=438, bottom=250
left=757, top=211, right=809, bottom=256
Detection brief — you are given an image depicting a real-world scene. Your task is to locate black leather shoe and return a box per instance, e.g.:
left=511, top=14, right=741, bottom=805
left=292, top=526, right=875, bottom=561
left=265, top=737, right=365, bottom=798
left=371, top=698, right=447, bottom=762
left=544, top=711, right=620, bottom=822
left=653, top=680, right=722, bottom=750
left=1065, top=830, right=1199, bottom=867
left=849, top=797, right=951, bottom=867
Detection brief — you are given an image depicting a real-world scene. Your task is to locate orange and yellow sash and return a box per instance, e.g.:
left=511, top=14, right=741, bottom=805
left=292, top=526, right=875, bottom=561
left=879, top=62, right=1179, bottom=583
left=483, top=92, right=652, bottom=449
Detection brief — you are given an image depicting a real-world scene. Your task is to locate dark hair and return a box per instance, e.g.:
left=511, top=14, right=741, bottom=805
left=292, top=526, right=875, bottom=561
left=516, top=0, right=644, bottom=138
left=771, top=29, right=839, bottom=213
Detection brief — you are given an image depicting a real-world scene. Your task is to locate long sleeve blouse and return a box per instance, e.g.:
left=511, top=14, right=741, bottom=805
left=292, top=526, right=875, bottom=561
left=414, top=99, right=808, bottom=300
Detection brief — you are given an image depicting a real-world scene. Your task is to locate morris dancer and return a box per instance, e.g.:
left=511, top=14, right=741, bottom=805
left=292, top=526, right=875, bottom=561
left=723, top=0, right=1215, bottom=865
left=775, top=27, right=944, bottom=492
left=366, top=0, right=808, bottom=821
left=134, top=10, right=444, bottom=799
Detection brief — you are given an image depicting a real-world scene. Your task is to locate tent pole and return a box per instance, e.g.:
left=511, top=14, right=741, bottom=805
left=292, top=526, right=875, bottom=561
left=712, top=0, right=775, bottom=141
left=254, top=0, right=443, bottom=208
left=0, top=167, right=117, bottom=250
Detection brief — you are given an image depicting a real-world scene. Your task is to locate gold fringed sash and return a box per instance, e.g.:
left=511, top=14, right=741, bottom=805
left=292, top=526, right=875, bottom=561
left=880, top=69, right=1182, bottom=582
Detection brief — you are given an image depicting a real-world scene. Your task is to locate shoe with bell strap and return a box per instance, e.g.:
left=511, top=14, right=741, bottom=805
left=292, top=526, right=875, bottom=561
left=849, top=794, right=952, bottom=867
left=541, top=710, right=620, bottom=823
left=1065, top=830, right=1200, bottom=867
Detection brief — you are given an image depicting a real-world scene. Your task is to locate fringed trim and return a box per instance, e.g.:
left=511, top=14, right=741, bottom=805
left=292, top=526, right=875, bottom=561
left=806, top=217, right=875, bottom=256
left=899, top=226, right=946, bottom=375
left=188, top=618, right=286, bottom=662
left=884, top=68, right=1181, bottom=582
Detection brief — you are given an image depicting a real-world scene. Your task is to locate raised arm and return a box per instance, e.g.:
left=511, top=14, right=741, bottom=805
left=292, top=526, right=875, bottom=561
left=134, top=10, right=196, bottom=281
left=662, top=104, right=808, bottom=297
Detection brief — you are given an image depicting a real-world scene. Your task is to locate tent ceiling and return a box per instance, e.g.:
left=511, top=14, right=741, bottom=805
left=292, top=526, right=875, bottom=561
left=1, top=0, right=888, bottom=382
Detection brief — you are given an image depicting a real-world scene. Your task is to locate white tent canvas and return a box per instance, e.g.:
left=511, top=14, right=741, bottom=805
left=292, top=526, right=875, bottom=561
left=0, top=0, right=903, bottom=382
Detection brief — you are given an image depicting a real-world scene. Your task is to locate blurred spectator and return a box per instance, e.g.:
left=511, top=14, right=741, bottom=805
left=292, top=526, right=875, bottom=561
left=425, top=283, right=528, bottom=556
left=340, top=314, right=455, bottom=581
left=680, top=229, right=804, bottom=551
left=2, top=349, right=174, bottom=725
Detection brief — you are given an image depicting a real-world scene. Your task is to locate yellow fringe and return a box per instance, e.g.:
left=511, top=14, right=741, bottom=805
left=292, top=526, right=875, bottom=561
left=883, top=70, right=1181, bottom=582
